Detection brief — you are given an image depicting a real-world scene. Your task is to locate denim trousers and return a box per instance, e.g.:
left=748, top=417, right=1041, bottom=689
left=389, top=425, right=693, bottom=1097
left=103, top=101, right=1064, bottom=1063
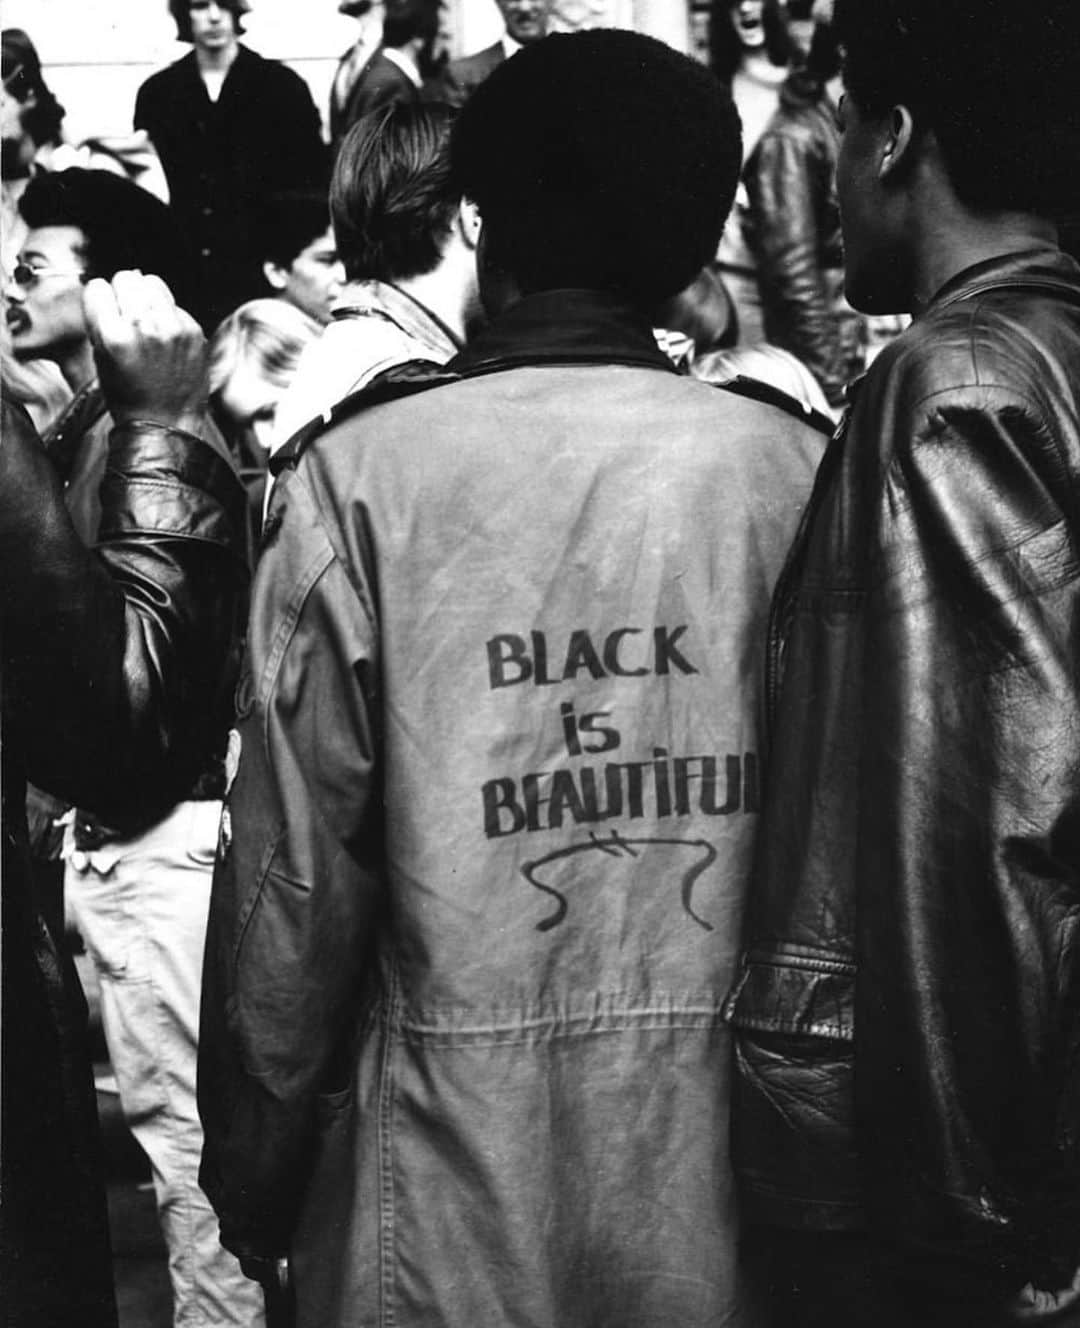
left=65, top=800, right=264, bottom=1328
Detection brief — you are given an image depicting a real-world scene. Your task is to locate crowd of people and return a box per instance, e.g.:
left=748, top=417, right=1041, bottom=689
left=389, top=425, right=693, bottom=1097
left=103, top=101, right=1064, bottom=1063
left=3, top=1, right=1080, bottom=1326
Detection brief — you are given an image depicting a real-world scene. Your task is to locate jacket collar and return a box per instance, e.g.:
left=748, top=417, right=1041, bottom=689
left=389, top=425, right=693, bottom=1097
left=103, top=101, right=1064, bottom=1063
left=449, top=289, right=675, bottom=379
left=331, top=278, right=462, bottom=358
left=927, top=247, right=1080, bottom=314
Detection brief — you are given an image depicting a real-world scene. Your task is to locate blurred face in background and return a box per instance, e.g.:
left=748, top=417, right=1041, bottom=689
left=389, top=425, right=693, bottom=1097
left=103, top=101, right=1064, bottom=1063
left=730, top=0, right=766, bottom=50
left=0, top=66, right=35, bottom=175
left=218, top=360, right=281, bottom=454
left=188, top=1, right=238, bottom=53
left=264, top=229, right=345, bottom=326
left=5, top=225, right=88, bottom=364
left=496, top=0, right=553, bottom=46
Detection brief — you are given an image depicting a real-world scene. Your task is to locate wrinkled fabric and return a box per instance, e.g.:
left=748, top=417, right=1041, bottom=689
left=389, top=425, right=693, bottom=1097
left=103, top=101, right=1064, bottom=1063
left=742, top=68, right=863, bottom=408
left=200, top=290, right=824, bottom=1326
left=0, top=401, right=246, bottom=1326
left=725, top=250, right=1080, bottom=1294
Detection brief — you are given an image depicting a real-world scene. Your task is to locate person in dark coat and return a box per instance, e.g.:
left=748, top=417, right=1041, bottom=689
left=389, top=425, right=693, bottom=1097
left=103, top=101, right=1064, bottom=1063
left=436, top=0, right=553, bottom=106
left=331, top=0, right=440, bottom=153
left=135, top=0, right=328, bottom=333
left=1, top=273, right=246, bottom=1328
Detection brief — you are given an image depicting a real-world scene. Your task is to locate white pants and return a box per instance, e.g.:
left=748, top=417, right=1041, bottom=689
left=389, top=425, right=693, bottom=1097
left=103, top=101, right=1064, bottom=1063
left=65, top=801, right=264, bottom=1328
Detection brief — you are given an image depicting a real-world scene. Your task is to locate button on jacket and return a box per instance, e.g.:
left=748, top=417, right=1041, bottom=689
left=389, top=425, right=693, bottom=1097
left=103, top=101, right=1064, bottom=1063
left=725, top=250, right=1080, bottom=1293
left=199, top=289, right=824, bottom=1326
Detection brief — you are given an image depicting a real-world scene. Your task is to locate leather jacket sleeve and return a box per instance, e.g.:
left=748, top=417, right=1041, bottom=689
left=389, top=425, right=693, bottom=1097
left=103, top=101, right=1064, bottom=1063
left=198, top=466, right=384, bottom=1260
left=0, top=401, right=247, bottom=831
left=856, top=382, right=1080, bottom=1288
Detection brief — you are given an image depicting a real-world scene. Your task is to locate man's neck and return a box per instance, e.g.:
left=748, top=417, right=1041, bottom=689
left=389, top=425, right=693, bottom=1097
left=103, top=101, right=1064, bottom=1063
left=397, top=260, right=471, bottom=342
left=196, top=38, right=239, bottom=76
left=909, top=205, right=1059, bottom=314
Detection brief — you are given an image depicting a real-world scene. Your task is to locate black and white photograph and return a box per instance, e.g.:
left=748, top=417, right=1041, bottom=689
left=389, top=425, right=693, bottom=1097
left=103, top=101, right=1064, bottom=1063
left=3, top=1, right=1080, bottom=1325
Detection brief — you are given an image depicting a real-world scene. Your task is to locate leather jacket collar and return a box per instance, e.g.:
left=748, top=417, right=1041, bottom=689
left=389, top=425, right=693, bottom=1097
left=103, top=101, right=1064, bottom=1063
left=924, top=246, right=1080, bottom=314
left=449, top=288, right=676, bottom=379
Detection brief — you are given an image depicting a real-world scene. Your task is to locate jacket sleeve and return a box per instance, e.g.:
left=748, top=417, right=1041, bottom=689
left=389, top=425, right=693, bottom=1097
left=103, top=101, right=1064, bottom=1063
left=0, top=402, right=247, bottom=829
left=198, top=464, right=384, bottom=1260
left=858, top=381, right=1080, bottom=1289
left=743, top=130, right=846, bottom=406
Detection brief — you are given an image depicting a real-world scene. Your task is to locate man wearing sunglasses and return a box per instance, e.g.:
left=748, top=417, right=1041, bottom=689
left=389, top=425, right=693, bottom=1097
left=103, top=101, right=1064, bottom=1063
left=4, top=165, right=264, bottom=1328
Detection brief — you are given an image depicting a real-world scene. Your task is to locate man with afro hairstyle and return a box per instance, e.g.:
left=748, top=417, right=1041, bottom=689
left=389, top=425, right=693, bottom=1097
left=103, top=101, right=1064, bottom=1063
left=726, top=0, right=1080, bottom=1321
left=199, top=30, right=825, bottom=1326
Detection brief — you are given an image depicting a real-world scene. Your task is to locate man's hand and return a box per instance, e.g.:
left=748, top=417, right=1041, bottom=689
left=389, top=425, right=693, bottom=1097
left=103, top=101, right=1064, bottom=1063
left=84, top=270, right=209, bottom=435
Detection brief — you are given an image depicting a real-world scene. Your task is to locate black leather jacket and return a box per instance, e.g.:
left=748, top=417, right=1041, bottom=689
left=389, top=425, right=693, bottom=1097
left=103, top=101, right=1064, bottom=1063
left=742, top=68, right=863, bottom=408
left=1, top=403, right=247, bottom=831
left=0, top=401, right=246, bottom=1324
left=724, top=250, right=1080, bottom=1294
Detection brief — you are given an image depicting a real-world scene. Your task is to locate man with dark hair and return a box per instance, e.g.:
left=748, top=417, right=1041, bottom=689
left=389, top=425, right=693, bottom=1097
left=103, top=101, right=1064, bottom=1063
left=2, top=271, right=246, bottom=1328
left=135, top=0, right=327, bottom=333
left=4, top=166, right=264, bottom=1327
left=259, top=191, right=344, bottom=327
left=725, top=0, right=1080, bottom=1322
left=436, top=0, right=553, bottom=106
left=271, top=100, right=478, bottom=451
left=199, top=29, right=824, bottom=1325
left=8, top=169, right=192, bottom=532
left=330, top=0, right=441, bottom=151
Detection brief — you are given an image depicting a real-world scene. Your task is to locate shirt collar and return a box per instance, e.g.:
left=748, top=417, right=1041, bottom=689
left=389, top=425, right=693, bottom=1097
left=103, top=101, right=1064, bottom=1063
left=331, top=279, right=462, bottom=356
left=501, top=33, right=522, bottom=61
left=382, top=45, right=422, bottom=87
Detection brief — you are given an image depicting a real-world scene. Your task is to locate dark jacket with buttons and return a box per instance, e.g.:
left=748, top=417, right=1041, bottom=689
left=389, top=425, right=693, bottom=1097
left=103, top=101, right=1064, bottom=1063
left=725, top=249, right=1080, bottom=1296
left=135, top=47, right=327, bottom=332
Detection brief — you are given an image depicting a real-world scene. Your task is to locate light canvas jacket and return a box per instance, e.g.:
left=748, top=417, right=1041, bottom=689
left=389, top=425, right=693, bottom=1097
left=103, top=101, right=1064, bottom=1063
left=199, top=290, right=824, bottom=1327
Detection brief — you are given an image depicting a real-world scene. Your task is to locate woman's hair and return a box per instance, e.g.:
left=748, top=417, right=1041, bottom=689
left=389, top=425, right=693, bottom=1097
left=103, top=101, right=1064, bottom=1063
left=208, top=298, right=317, bottom=408
left=708, top=0, right=790, bottom=83
left=2, top=28, right=65, bottom=147
left=168, top=0, right=250, bottom=44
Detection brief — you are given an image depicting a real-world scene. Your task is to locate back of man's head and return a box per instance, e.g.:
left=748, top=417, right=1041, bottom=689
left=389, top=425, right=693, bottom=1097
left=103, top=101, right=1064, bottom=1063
left=382, top=0, right=439, bottom=51
left=260, top=191, right=331, bottom=270
left=19, top=169, right=189, bottom=298
left=834, top=0, right=1080, bottom=217
left=450, top=29, right=741, bottom=309
left=331, top=101, right=459, bottom=284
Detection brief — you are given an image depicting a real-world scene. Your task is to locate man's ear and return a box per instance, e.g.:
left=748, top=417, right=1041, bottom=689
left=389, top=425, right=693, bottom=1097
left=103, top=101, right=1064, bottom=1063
left=458, top=198, right=482, bottom=250
left=880, top=104, right=916, bottom=181
left=262, top=259, right=287, bottom=292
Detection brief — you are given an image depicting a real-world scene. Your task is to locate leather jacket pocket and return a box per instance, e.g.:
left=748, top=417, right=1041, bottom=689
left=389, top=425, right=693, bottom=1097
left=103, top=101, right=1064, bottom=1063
left=725, top=951, right=862, bottom=1226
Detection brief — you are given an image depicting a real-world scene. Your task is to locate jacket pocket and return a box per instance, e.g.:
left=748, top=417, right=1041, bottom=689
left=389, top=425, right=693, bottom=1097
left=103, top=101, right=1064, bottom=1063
left=723, top=945, right=854, bottom=1040
left=724, top=950, right=861, bottom=1225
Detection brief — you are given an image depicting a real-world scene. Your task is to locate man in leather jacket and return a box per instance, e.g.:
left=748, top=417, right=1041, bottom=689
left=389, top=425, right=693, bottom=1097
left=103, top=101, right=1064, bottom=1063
left=6, top=166, right=262, bottom=1326
left=199, top=31, right=825, bottom=1326
left=741, top=0, right=861, bottom=410
left=725, top=0, right=1080, bottom=1321
left=1, top=274, right=246, bottom=1325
